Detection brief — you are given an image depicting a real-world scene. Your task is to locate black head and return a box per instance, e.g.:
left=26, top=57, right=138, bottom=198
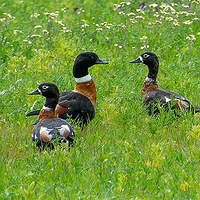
left=130, top=52, right=159, bottom=80
left=73, top=52, right=108, bottom=78
left=28, top=83, right=59, bottom=99
left=28, top=83, right=60, bottom=110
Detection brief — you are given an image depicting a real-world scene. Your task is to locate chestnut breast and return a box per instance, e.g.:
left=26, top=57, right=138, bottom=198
left=73, top=80, right=97, bottom=107
left=141, top=81, right=159, bottom=96
left=38, top=109, right=57, bottom=121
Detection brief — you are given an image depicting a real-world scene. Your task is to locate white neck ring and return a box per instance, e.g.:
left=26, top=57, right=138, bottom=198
left=42, top=106, right=53, bottom=111
left=145, top=77, right=156, bottom=83
left=75, top=74, right=92, bottom=83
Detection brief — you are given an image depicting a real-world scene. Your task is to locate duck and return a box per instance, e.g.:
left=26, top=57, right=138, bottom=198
left=130, top=52, right=200, bottom=115
left=56, top=52, right=108, bottom=126
left=27, top=52, right=108, bottom=127
left=28, top=82, right=74, bottom=151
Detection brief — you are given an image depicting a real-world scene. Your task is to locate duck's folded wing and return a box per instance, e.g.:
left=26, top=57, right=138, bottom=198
left=56, top=91, right=95, bottom=122
left=143, top=89, right=191, bottom=110
left=59, top=91, right=93, bottom=110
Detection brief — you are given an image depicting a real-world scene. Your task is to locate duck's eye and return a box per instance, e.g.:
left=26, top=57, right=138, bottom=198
left=42, top=85, right=49, bottom=90
left=143, top=54, right=150, bottom=59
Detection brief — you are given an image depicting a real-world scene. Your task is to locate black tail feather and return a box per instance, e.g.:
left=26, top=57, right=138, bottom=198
left=26, top=110, right=40, bottom=117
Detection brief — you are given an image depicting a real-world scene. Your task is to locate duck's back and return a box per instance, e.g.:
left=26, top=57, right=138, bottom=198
left=143, top=89, right=191, bottom=111
left=32, top=118, right=74, bottom=149
left=56, top=91, right=95, bottom=125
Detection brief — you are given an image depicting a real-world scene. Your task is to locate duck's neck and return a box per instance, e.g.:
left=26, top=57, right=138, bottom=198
left=39, top=98, right=58, bottom=121
left=73, top=74, right=97, bottom=107
left=147, top=60, right=158, bottom=80
left=141, top=61, right=159, bottom=96
left=73, top=63, right=89, bottom=78
left=141, top=76, right=159, bottom=96
left=44, top=97, right=58, bottom=110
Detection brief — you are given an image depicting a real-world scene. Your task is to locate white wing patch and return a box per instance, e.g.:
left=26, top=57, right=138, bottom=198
left=165, top=96, right=171, bottom=103
left=40, top=126, right=54, bottom=140
left=58, top=125, right=70, bottom=136
left=38, top=125, right=72, bottom=142
left=40, top=126, right=53, bottom=134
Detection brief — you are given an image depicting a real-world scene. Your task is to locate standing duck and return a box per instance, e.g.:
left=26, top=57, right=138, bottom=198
left=28, top=83, right=74, bottom=151
left=130, top=52, right=200, bottom=115
left=27, top=52, right=108, bottom=126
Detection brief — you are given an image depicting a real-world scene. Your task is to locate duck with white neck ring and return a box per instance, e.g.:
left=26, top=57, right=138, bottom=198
left=56, top=52, right=108, bottom=126
left=28, top=83, right=74, bottom=151
left=130, top=52, right=200, bottom=115
left=27, top=52, right=108, bottom=127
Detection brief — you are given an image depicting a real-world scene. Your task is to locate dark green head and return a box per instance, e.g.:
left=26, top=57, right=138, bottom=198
left=73, top=52, right=108, bottom=78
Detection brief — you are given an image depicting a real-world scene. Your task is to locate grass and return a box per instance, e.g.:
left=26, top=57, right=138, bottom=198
left=0, top=0, right=200, bottom=199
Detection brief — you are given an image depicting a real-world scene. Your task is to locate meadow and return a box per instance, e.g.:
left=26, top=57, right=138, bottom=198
left=0, top=0, right=200, bottom=199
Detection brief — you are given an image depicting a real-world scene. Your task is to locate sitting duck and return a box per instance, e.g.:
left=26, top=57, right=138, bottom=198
left=56, top=52, right=108, bottom=126
left=28, top=83, right=74, bottom=151
left=27, top=52, right=108, bottom=127
left=130, top=52, right=200, bottom=115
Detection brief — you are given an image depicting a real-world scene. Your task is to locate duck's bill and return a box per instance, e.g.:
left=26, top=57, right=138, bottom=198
left=26, top=110, right=40, bottom=116
left=130, top=57, right=142, bottom=63
left=28, top=88, right=41, bottom=95
left=95, top=59, right=109, bottom=64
